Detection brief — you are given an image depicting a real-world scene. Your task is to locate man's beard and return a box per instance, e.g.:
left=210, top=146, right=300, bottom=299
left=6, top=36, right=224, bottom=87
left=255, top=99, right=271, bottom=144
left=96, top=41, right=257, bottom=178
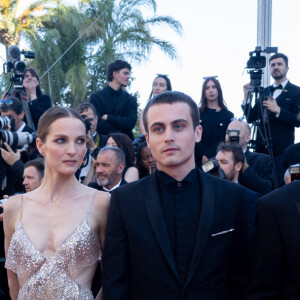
left=96, top=175, right=110, bottom=187
left=226, top=168, right=237, bottom=182
left=271, top=70, right=286, bottom=80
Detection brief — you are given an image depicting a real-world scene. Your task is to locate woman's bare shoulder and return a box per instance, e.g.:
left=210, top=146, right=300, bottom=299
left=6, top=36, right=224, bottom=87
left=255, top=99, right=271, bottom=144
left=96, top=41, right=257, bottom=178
left=4, top=194, right=23, bottom=226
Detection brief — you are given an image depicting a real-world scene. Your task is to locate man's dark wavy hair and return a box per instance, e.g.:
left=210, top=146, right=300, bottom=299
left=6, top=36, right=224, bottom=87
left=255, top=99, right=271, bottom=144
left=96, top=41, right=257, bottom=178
left=106, top=60, right=132, bottom=82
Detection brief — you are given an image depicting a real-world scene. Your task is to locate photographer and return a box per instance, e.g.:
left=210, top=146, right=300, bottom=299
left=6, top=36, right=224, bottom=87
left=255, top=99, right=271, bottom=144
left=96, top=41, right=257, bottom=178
left=243, top=53, right=300, bottom=185
left=226, top=119, right=273, bottom=194
left=75, top=103, right=108, bottom=183
left=2, top=67, right=52, bottom=129
left=0, top=97, right=36, bottom=196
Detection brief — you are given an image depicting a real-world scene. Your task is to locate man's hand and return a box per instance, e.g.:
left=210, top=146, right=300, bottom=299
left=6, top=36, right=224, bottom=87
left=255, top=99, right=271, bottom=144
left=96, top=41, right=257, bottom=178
left=0, top=142, right=21, bottom=166
left=241, top=158, right=249, bottom=174
left=263, top=96, right=281, bottom=114
left=243, top=83, right=251, bottom=101
left=202, top=155, right=209, bottom=164
left=86, top=135, right=97, bottom=152
left=101, top=114, right=108, bottom=121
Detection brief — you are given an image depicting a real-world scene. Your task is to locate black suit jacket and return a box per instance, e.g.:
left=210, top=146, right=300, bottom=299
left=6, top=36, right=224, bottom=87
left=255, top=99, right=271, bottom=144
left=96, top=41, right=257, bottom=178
left=243, top=81, right=300, bottom=155
left=283, top=142, right=300, bottom=169
left=246, top=181, right=300, bottom=299
left=239, top=149, right=274, bottom=194
left=102, top=169, right=251, bottom=300
left=90, top=85, right=137, bottom=140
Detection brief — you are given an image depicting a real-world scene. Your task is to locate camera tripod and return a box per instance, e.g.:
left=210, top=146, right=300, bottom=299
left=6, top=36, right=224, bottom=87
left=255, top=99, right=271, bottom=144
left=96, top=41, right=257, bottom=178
left=243, top=71, right=279, bottom=188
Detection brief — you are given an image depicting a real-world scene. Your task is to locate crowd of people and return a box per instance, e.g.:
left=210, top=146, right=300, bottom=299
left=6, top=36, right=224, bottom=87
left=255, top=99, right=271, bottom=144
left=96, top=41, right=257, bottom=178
left=0, top=53, right=300, bottom=299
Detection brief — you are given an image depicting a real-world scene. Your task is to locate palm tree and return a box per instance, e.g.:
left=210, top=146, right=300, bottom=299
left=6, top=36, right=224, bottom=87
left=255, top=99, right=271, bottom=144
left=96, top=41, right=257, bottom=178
left=80, top=0, right=183, bottom=92
left=0, top=0, right=53, bottom=55
left=30, top=4, right=89, bottom=107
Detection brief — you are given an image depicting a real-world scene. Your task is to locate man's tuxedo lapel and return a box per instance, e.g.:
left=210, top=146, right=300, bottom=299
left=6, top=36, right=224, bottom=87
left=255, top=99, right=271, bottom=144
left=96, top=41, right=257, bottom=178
left=144, top=172, right=181, bottom=284
left=184, top=170, right=215, bottom=288
left=276, top=81, right=292, bottom=107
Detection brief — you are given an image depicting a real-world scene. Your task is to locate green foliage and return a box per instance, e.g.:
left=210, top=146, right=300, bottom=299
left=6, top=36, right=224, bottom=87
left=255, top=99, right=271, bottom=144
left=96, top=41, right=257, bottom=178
left=0, top=0, right=182, bottom=111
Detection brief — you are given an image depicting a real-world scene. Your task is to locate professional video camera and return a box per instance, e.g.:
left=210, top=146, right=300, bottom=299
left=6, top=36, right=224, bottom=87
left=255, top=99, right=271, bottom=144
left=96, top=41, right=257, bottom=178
left=0, top=115, right=15, bottom=131
left=246, top=46, right=278, bottom=88
left=3, top=45, right=35, bottom=91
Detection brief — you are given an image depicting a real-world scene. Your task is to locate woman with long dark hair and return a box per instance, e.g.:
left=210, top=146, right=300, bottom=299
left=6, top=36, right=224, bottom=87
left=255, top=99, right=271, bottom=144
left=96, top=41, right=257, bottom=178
left=139, top=74, right=172, bottom=134
left=196, top=77, right=233, bottom=165
left=4, top=67, right=52, bottom=129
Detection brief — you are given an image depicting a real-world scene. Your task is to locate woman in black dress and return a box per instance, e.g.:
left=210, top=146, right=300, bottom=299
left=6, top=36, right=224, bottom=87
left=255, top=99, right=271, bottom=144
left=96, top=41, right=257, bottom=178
left=195, top=77, right=233, bottom=166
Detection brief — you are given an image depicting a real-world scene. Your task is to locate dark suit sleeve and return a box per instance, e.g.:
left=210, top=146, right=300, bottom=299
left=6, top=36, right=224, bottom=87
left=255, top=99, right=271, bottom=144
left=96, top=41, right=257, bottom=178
left=10, top=160, right=25, bottom=181
left=246, top=200, right=283, bottom=299
left=102, top=189, right=130, bottom=300
left=239, top=158, right=273, bottom=195
left=227, top=187, right=252, bottom=299
left=107, top=96, right=137, bottom=131
left=242, top=101, right=260, bottom=124
left=277, top=94, right=300, bottom=127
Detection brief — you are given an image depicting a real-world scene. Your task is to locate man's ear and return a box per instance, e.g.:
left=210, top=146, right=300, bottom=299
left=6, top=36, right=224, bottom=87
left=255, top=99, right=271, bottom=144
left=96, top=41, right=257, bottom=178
left=235, top=162, right=243, bottom=173
left=19, top=111, right=25, bottom=120
left=195, top=125, right=202, bottom=143
left=118, top=163, right=125, bottom=175
left=112, top=70, right=119, bottom=80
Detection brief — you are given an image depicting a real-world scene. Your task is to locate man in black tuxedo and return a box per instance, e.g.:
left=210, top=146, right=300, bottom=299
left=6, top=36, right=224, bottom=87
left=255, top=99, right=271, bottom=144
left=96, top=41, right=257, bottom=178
left=243, top=53, right=300, bottom=185
left=226, top=119, right=274, bottom=194
left=88, top=146, right=127, bottom=193
left=246, top=180, right=300, bottom=299
left=102, top=91, right=251, bottom=300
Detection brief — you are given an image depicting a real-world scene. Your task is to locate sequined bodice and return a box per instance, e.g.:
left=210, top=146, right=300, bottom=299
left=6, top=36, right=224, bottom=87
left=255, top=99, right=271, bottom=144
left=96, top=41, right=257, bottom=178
left=5, top=216, right=101, bottom=300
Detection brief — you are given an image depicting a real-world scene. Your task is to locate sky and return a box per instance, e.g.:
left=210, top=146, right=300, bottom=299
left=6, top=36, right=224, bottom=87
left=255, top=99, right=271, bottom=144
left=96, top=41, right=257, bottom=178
left=4, top=0, right=300, bottom=140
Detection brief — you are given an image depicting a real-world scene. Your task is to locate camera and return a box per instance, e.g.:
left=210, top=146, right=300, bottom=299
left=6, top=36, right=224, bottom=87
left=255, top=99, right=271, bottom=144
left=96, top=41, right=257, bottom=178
left=227, top=129, right=240, bottom=143
left=289, top=164, right=300, bottom=182
left=0, top=131, right=36, bottom=148
left=3, top=45, right=35, bottom=90
left=80, top=115, right=91, bottom=134
left=202, top=159, right=226, bottom=179
left=246, top=47, right=278, bottom=89
left=246, top=47, right=278, bottom=70
left=0, top=115, right=15, bottom=130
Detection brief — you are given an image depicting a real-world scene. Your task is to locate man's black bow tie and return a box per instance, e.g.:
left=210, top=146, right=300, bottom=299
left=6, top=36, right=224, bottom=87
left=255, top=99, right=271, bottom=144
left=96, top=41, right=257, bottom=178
left=270, top=84, right=283, bottom=92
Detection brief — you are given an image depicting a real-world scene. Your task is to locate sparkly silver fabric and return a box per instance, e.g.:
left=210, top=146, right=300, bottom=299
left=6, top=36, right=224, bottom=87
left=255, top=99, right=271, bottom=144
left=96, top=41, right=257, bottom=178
left=5, top=219, right=101, bottom=300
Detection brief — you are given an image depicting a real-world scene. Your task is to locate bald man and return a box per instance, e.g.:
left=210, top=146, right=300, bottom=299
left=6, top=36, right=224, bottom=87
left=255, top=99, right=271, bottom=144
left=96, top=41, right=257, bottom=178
left=226, top=120, right=273, bottom=194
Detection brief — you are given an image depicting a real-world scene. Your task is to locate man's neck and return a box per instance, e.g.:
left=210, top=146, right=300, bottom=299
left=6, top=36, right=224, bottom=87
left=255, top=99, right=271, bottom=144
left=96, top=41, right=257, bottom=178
left=158, top=163, right=195, bottom=182
left=109, top=81, right=121, bottom=91
left=274, top=76, right=287, bottom=85
left=104, top=178, right=122, bottom=191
